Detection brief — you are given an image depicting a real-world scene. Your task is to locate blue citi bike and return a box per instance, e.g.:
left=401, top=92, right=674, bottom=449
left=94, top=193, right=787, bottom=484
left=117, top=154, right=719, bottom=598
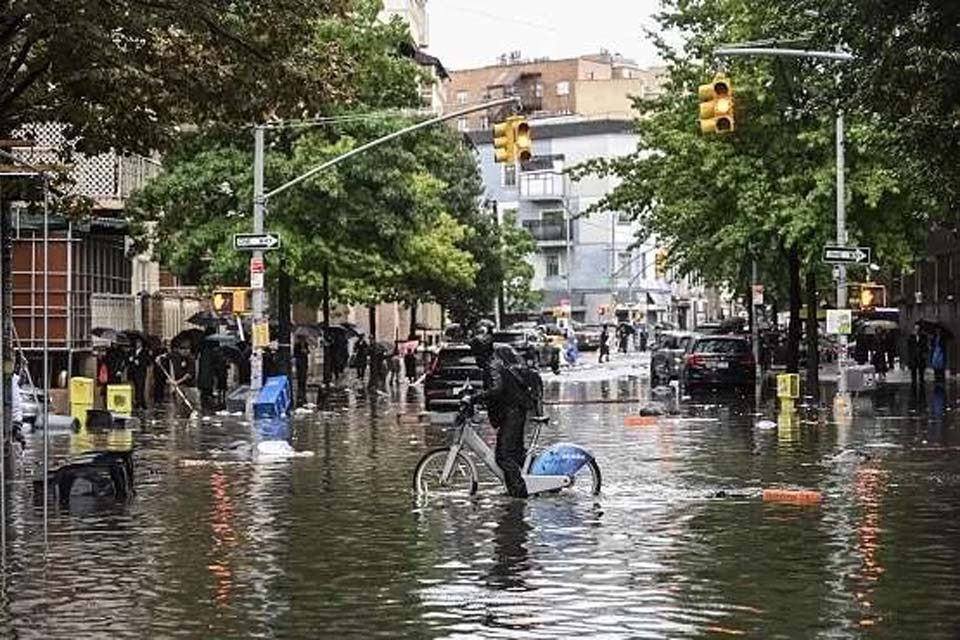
left=413, top=392, right=601, bottom=499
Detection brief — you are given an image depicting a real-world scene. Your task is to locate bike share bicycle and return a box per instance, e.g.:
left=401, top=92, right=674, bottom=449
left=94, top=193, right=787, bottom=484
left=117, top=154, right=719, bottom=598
left=413, top=385, right=602, bottom=499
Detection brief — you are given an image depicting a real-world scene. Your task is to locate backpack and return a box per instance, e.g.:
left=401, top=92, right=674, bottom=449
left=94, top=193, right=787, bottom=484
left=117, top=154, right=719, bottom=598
left=506, top=361, right=544, bottom=412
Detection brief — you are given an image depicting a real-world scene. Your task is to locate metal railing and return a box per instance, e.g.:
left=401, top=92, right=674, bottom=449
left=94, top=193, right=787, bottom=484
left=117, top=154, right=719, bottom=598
left=520, top=171, right=565, bottom=200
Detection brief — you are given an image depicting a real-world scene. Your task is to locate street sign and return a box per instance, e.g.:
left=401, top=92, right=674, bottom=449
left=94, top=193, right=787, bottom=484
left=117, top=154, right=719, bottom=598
left=752, top=284, right=764, bottom=306
left=234, top=233, right=281, bottom=251
left=250, top=257, right=265, bottom=290
left=822, top=245, right=871, bottom=265
left=826, top=309, right=852, bottom=335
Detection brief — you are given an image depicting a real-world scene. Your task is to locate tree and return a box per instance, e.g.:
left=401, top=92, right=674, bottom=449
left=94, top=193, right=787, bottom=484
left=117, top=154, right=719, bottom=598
left=574, top=0, right=925, bottom=374
left=0, top=0, right=398, bottom=155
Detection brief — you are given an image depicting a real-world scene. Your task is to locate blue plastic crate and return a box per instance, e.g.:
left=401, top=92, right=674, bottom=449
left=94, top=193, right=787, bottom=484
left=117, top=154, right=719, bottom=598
left=253, top=375, right=291, bottom=419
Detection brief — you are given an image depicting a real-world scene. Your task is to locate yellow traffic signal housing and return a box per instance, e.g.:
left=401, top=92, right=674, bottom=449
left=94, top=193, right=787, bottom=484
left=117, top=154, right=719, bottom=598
left=655, top=249, right=669, bottom=278
left=512, top=116, right=532, bottom=162
left=212, top=290, right=233, bottom=314
left=493, top=120, right=515, bottom=163
left=698, top=73, right=735, bottom=134
left=858, top=282, right=886, bottom=310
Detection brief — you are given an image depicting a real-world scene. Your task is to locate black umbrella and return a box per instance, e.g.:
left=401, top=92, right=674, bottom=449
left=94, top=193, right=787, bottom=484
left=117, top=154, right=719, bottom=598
left=121, top=329, right=148, bottom=345
left=91, top=327, right=131, bottom=346
left=187, top=310, right=233, bottom=328
left=918, top=319, right=954, bottom=339
left=617, top=322, right=636, bottom=335
left=294, top=324, right=324, bottom=339
left=339, top=322, right=361, bottom=337
left=172, top=328, right=205, bottom=352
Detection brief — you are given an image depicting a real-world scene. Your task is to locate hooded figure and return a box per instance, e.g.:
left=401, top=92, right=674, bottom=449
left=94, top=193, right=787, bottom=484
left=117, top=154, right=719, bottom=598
left=468, top=332, right=528, bottom=499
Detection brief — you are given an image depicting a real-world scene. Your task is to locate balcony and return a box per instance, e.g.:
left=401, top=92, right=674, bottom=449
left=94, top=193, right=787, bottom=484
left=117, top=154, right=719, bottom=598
left=522, top=219, right=568, bottom=244
left=520, top=171, right=566, bottom=201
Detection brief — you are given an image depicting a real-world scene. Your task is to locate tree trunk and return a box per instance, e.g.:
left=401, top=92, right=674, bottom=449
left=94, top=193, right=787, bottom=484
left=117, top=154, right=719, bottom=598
left=805, top=265, right=820, bottom=401
left=368, top=305, right=376, bottom=342
left=408, top=302, right=417, bottom=339
left=786, top=245, right=802, bottom=374
left=322, top=264, right=331, bottom=386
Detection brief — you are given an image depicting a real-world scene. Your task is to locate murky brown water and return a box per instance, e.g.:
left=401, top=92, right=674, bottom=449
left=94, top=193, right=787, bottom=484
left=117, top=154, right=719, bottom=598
left=2, top=374, right=959, bottom=639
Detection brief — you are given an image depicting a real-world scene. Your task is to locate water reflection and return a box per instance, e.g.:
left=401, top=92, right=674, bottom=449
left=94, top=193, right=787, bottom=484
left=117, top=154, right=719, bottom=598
left=0, top=379, right=958, bottom=638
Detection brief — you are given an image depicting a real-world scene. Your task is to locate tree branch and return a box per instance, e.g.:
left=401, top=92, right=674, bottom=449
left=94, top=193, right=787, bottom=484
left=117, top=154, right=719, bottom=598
left=0, top=59, right=51, bottom=116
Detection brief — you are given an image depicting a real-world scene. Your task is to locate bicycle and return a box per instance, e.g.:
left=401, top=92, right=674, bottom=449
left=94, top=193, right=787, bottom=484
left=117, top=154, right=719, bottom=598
left=413, top=397, right=601, bottom=498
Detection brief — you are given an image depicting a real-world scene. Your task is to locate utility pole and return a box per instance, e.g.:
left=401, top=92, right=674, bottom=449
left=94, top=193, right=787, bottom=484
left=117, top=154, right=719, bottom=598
left=714, top=43, right=854, bottom=414
left=246, top=96, right=521, bottom=410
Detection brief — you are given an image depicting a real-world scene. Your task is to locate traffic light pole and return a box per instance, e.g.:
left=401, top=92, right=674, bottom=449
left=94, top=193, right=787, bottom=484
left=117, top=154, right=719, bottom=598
left=248, top=96, right=521, bottom=408
left=713, top=44, right=854, bottom=415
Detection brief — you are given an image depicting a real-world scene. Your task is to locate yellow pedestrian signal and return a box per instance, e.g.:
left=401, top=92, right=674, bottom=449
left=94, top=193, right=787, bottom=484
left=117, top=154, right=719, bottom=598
left=493, top=120, right=515, bottom=163
left=699, top=73, right=735, bottom=134
left=858, top=282, right=886, bottom=310
left=513, top=117, right=532, bottom=162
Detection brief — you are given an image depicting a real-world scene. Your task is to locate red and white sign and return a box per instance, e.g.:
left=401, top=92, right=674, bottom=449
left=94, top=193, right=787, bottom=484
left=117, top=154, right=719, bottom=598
left=752, top=284, right=764, bottom=306
left=250, top=257, right=265, bottom=290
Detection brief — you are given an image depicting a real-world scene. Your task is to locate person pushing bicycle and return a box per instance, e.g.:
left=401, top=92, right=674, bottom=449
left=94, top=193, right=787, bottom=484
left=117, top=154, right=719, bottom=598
left=466, top=328, right=530, bottom=499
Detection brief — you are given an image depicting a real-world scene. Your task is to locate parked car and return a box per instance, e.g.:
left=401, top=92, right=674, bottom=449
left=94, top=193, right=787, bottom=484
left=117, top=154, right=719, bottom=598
left=424, top=344, right=483, bottom=412
left=572, top=321, right=602, bottom=351
left=650, top=331, right=697, bottom=385
left=681, top=335, right=755, bottom=392
left=493, top=329, right=560, bottom=371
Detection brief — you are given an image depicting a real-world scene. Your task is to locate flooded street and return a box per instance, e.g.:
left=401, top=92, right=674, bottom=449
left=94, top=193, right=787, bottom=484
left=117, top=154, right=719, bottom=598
left=2, top=368, right=960, bottom=639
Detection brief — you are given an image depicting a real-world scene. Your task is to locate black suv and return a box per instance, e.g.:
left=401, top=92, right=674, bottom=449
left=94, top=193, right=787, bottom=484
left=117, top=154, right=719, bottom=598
left=493, top=329, right=559, bottom=371
left=681, top=335, right=755, bottom=392
left=424, top=344, right=483, bottom=412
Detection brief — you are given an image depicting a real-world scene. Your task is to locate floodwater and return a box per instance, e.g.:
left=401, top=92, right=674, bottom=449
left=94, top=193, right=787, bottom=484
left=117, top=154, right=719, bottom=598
left=1, top=374, right=959, bottom=639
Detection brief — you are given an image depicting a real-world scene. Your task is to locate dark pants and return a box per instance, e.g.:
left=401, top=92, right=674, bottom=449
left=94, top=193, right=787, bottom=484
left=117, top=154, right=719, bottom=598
left=599, top=346, right=609, bottom=363
left=492, top=407, right=528, bottom=498
left=131, top=373, right=147, bottom=410
left=356, top=362, right=367, bottom=381
left=911, top=365, right=926, bottom=389
left=296, top=368, right=307, bottom=407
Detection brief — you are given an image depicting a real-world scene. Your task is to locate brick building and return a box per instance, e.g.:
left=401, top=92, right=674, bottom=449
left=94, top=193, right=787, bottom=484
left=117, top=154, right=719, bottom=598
left=445, top=51, right=665, bottom=130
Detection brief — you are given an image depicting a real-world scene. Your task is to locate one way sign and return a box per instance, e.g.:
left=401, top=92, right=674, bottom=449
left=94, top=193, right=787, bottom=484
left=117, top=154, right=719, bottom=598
left=234, top=233, right=281, bottom=251
left=822, top=245, right=871, bottom=265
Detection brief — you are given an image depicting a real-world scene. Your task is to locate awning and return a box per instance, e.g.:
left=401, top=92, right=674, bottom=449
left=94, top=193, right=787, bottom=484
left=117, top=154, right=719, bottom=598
left=646, top=291, right=672, bottom=309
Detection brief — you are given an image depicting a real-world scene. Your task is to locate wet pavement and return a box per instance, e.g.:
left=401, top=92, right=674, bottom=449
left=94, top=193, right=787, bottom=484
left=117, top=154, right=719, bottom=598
left=2, top=367, right=960, bottom=639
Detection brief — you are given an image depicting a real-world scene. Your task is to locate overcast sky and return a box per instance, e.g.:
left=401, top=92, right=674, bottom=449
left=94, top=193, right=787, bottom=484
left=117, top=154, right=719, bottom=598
left=428, top=0, right=666, bottom=72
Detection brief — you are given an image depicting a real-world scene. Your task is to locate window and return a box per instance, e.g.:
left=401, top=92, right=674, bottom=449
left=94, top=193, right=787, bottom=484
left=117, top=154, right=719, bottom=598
left=542, top=210, right=563, bottom=226
left=479, top=116, right=489, bottom=130
left=618, top=251, right=633, bottom=278
left=546, top=253, right=560, bottom=277
left=617, top=210, right=632, bottom=225
left=534, top=82, right=544, bottom=98
left=502, top=164, right=516, bottom=187
left=456, top=90, right=469, bottom=105
left=556, top=81, right=570, bottom=96
left=457, top=117, right=468, bottom=132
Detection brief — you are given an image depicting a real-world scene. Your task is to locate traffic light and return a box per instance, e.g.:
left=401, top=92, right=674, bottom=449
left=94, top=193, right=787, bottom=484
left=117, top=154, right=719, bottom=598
left=655, top=249, right=668, bottom=278
left=858, top=282, right=886, bottom=310
left=513, top=117, right=532, bottom=162
left=698, top=73, right=735, bottom=134
left=212, top=290, right=233, bottom=314
left=492, top=116, right=533, bottom=163
left=493, top=119, right=515, bottom=163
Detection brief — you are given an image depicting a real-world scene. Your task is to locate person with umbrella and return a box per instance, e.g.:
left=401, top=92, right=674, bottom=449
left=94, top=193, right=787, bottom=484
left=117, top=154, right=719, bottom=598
left=907, top=322, right=928, bottom=391
left=353, top=334, right=369, bottom=383
left=617, top=322, right=633, bottom=354
left=126, top=337, right=150, bottom=411
left=599, top=325, right=611, bottom=363
left=930, top=327, right=948, bottom=385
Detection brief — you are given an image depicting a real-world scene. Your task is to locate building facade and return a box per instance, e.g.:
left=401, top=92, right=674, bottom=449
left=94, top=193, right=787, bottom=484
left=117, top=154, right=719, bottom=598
left=446, top=51, right=666, bottom=132
left=468, top=117, right=711, bottom=326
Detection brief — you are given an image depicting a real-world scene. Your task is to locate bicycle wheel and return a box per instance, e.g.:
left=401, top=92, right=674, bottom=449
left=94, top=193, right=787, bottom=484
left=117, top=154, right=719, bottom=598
left=565, top=457, right=602, bottom=497
left=413, top=447, right=479, bottom=498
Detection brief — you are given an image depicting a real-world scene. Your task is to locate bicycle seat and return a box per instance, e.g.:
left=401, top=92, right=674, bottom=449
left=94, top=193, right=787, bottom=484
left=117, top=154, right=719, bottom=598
left=529, top=415, right=550, bottom=424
